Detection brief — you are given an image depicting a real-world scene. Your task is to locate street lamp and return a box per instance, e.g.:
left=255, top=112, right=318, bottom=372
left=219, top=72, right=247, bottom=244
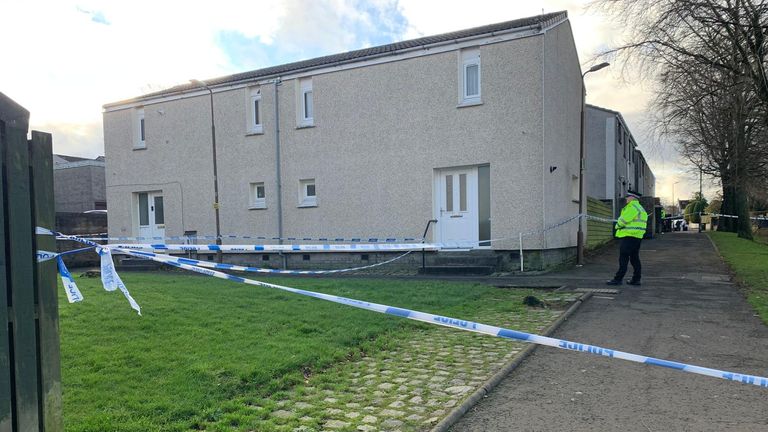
left=672, top=181, right=679, bottom=216
left=190, top=79, right=223, bottom=262
left=577, top=62, right=610, bottom=266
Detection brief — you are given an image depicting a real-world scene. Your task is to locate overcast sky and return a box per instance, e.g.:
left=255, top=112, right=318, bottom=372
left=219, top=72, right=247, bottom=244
left=1, top=0, right=717, bottom=206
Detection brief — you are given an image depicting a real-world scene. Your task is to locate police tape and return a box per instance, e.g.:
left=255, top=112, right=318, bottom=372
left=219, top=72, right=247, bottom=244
left=65, top=214, right=598, bottom=245
left=56, top=255, right=83, bottom=303
left=108, top=242, right=442, bottom=252
left=517, top=214, right=583, bottom=237
left=583, top=214, right=618, bottom=224
left=67, top=234, right=421, bottom=243
left=113, top=245, right=768, bottom=389
left=123, top=249, right=414, bottom=275
left=37, top=246, right=95, bottom=263
left=709, top=213, right=768, bottom=221
left=37, top=228, right=141, bottom=314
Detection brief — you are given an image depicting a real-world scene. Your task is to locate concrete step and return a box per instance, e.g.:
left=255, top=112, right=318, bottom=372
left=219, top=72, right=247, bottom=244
left=418, top=265, right=496, bottom=275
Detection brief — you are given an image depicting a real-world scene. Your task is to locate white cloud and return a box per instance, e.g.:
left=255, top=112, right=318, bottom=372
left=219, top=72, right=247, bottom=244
left=1, top=0, right=708, bottom=200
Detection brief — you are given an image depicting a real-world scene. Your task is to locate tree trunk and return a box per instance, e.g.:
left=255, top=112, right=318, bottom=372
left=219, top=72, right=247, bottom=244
left=735, top=184, right=753, bottom=239
left=719, top=183, right=738, bottom=232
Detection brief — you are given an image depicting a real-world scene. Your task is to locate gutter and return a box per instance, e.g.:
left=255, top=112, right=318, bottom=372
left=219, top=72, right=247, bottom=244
left=273, top=78, right=285, bottom=268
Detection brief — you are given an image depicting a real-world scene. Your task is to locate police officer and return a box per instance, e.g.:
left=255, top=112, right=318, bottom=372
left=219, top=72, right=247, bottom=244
left=607, top=192, right=648, bottom=286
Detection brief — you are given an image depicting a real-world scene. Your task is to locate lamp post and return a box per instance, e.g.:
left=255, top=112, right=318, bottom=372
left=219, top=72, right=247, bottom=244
left=577, top=62, right=610, bottom=266
left=672, top=181, right=679, bottom=216
left=190, top=79, right=223, bottom=262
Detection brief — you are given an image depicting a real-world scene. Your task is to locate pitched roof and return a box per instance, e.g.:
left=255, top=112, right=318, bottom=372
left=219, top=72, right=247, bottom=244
left=106, top=11, right=567, bottom=107
left=53, top=154, right=105, bottom=164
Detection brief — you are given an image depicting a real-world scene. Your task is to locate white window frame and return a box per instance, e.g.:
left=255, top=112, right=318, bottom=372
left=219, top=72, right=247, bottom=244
left=297, top=78, right=314, bottom=127
left=298, top=178, right=317, bottom=207
left=459, top=48, right=481, bottom=106
left=134, top=108, right=146, bottom=149
left=248, top=87, right=263, bottom=134
left=249, top=182, right=266, bottom=209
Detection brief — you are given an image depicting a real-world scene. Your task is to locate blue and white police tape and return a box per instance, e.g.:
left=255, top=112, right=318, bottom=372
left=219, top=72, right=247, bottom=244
left=114, top=245, right=768, bottom=389
left=98, top=247, right=141, bottom=315
left=708, top=213, right=768, bottom=221
left=56, top=255, right=83, bottom=303
left=68, top=234, right=422, bottom=243
left=36, top=246, right=95, bottom=263
left=37, top=228, right=141, bottom=314
left=124, top=249, right=414, bottom=275
left=108, top=242, right=444, bottom=252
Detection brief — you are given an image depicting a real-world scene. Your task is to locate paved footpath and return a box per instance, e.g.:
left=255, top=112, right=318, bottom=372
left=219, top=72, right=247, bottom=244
left=451, top=232, right=768, bottom=432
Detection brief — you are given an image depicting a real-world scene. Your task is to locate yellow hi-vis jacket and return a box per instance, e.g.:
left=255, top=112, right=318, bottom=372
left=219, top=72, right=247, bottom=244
left=615, top=200, right=648, bottom=239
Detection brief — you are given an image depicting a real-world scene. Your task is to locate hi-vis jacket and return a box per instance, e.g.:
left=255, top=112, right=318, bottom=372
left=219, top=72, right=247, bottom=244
left=615, top=200, right=648, bottom=239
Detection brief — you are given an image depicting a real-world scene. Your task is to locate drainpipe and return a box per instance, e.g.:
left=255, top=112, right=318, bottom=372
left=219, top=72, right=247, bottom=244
left=274, top=78, right=286, bottom=269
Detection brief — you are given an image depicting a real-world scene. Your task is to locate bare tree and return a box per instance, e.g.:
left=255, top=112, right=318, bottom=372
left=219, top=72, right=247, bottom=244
left=593, top=0, right=768, bottom=238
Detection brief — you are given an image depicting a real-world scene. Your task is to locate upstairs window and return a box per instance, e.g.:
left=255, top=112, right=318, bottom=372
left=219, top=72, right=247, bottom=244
left=299, top=178, right=316, bottom=207
left=249, top=87, right=263, bottom=134
left=298, top=77, right=314, bottom=127
left=459, top=48, right=481, bottom=105
left=249, top=182, right=266, bottom=209
left=135, top=108, right=146, bottom=149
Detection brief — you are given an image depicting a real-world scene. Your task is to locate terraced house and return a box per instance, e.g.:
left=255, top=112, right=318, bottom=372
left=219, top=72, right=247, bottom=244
left=585, top=104, right=656, bottom=218
left=103, top=11, right=584, bottom=269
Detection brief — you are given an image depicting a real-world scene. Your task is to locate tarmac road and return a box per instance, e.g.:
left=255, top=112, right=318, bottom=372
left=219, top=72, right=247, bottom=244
left=450, top=232, right=768, bottom=432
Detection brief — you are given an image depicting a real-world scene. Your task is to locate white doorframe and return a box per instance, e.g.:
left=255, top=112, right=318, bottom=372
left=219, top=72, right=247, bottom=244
left=434, top=166, right=479, bottom=247
left=136, top=191, right=166, bottom=240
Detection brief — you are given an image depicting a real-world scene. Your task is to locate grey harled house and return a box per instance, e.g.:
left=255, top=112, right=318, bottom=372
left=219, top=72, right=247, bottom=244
left=102, top=11, right=583, bottom=271
left=585, top=104, right=655, bottom=218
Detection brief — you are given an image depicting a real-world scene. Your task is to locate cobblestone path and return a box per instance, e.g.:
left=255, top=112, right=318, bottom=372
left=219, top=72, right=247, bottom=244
left=206, top=293, right=577, bottom=431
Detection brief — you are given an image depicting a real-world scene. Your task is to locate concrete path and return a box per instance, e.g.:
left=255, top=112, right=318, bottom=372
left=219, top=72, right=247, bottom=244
left=450, top=231, right=768, bottom=432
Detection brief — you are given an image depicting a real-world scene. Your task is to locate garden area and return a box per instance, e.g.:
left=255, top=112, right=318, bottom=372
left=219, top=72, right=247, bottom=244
left=59, top=272, right=574, bottom=431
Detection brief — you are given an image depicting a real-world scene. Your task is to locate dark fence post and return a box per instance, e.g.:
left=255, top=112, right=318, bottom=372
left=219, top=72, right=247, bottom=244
left=0, top=94, right=19, bottom=432
left=31, top=131, right=63, bottom=431
left=5, top=100, right=40, bottom=431
left=1, top=92, right=62, bottom=431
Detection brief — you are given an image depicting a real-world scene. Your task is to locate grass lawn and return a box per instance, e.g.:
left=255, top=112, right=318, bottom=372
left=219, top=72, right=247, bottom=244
left=59, top=271, right=558, bottom=431
left=709, top=231, right=768, bottom=324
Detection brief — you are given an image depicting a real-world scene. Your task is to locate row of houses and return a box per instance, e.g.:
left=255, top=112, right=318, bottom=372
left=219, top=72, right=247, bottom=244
left=585, top=105, right=655, bottom=217
left=101, top=11, right=655, bottom=270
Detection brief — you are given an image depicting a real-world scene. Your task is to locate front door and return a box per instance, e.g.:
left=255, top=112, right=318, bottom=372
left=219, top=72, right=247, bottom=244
left=137, top=191, right=165, bottom=240
left=436, top=167, right=478, bottom=246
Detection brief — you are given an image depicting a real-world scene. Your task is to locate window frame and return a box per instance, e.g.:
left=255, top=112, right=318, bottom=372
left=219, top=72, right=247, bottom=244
left=298, top=178, right=317, bottom=207
left=297, top=78, right=314, bottom=127
left=134, top=108, right=146, bottom=149
left=248, top=87, right=263, bottom=134
left=249, top=182, right=267, bottom=209
left=458, top=48, right=481, bottom=106
left=463, top=60, right=481, bottom=100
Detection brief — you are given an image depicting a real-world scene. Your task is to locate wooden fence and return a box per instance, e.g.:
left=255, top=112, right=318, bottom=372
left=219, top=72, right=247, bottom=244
left=587, top=197, right=614, bottom=249
left=0, top=92, right=62, bottom=431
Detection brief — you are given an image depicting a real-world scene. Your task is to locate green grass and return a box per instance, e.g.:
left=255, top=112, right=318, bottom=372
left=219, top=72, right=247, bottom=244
left=708, top=232, right=768, bottom=324
left=59, top=271, right=550, bottom=431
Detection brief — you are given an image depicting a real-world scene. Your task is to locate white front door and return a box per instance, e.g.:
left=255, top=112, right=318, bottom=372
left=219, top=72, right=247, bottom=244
left=436, top=167, right=478, bottom=246
left=137, top=191, right=166, bottom=240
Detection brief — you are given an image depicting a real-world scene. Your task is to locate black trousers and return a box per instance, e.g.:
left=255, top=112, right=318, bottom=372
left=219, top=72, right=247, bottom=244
left=613, top=237, right=642, bottom=281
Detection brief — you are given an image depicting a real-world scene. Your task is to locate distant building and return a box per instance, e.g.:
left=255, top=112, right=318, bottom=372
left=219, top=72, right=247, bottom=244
left=585, top=104, right=655, bottom=217
left=53, top=154, right=106, bottom=213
